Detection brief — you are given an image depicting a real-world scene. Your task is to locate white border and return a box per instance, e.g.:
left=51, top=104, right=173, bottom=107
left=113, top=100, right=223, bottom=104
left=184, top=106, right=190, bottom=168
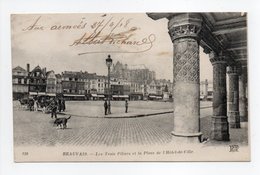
left=1, top=0, right=260, bottom=175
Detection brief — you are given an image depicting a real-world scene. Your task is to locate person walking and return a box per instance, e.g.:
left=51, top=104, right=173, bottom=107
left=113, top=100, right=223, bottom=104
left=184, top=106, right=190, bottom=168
left=50, top=98, right=58, bottom=119
left=125, top=99, right=128, bottom=113
left=28, top=99, right=34, bottom=111
left=33, top=99, right=38, bottom=112
left=104, top=100, right=108, bottom=115
left=61, top=99, right=66, bottom=112
left=58, top=98, right=62, bottom=112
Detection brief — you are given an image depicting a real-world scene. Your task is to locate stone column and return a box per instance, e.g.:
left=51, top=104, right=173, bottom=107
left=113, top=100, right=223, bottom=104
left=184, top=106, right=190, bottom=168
left=239, top=66, right=248, bottom=122
left=209, top=51, right=229, bottom=141
left=168, top=13, right=202, bottom=143
left=227, top=65, right=240, bottom=128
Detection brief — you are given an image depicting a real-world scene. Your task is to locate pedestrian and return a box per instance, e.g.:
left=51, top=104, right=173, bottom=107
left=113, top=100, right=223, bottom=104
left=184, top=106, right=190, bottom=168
left=34, top=99, right=38, bottom=112
left=61, top=99, right=66, bottom=111
left=125, top=99, right=128, bottom=113
left=28, top=99, right=34, bottom=111
left=104, top=100, right=108, bottom=115
left=50, top=98, right=58, bottom=119
left=58, top=98, right=62, bottom=112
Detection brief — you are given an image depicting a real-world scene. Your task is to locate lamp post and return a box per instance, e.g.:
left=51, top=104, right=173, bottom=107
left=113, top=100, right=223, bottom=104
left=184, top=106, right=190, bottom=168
left=106, top=54, right=113, bottom=114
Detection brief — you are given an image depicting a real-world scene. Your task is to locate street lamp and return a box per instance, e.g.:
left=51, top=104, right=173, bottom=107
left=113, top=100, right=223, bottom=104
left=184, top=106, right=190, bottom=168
left=106, top=54, right=113, bottom=114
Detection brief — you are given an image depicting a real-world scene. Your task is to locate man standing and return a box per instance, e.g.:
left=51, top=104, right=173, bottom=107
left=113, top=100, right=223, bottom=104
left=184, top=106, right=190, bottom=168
left=61, top=99, right=66, bottom=112
left=58, top=98, right=62, bottom=112
left=104, top=100, right=108, bottom=115
left=125, top=99, right=128, bottom=113
left=51, top=98, right=58, bottom=119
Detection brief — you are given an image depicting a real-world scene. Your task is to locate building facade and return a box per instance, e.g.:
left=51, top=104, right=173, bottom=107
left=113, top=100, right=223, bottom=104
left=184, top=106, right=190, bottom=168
left=46, top=70, right=56, bottom=96
left=28, top=65, right=47, bottom=96
left=61, top=71, right=85, bottom=100
left=12, top=63, right=173, bottom=101
left=12, top=66, right=29, bottom=100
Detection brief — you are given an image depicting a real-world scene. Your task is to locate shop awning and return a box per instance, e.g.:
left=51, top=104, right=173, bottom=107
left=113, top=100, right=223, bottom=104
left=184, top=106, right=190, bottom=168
left=149, top=95, right=156, bottom=98
left=29, top=92, right=46, bottom=95
left=91, top=94, right=98, bottom=97
left=113, top=95, right=129, bottom=98
left=97, top=95, right=105, bottom=98
left=120, top=95, right=129, bottom=98
left=46, top=93, right=56, bottom=96
left=64, top=94, right=85, bottom=97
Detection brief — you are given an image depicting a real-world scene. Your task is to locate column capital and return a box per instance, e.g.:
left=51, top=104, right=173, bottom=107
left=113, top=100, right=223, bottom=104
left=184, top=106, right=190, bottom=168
left=227, top=64, right=239, bottom=74
left=168, top=13, right=202, bottom=41
left=236, top=63, right=248, bottom=76
left=209, top=51, right=227, bottom=65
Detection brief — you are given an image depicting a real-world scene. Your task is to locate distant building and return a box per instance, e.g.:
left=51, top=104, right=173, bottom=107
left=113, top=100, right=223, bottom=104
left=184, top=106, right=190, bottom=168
left=28, top=64, right=47, bottom=96
left=12, top=62, right=173, bottom=101
left=12, top=66, right=29, bottom=100
left=200, top=79, right=213, bottom=101
left=46, top=70, right=56, bottom=96
left=96, top=75, right=107, bottom=94
left=111, top=61, right=159, bottom=100
left=108, top=78, right=130, bottom=100
left=61, top=71, right=85, bottom=100
left=55, top=74, right=62, bottom=95
left=111, top=61, right=156, bottom=84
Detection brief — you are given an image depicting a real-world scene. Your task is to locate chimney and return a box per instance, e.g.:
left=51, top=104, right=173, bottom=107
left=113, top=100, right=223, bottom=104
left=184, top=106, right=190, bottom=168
left=27, top=63, right=30, bottom=72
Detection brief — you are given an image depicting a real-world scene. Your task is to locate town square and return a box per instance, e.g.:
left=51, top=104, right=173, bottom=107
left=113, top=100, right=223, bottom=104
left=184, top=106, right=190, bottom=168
left=11, top=12, right=249, bottom=161
left=13, top=100, right=248, bottom=147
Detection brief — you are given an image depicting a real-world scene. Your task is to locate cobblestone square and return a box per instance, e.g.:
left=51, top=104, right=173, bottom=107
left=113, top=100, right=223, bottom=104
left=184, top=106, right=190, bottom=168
left=13, top=101, right=248, bottom=147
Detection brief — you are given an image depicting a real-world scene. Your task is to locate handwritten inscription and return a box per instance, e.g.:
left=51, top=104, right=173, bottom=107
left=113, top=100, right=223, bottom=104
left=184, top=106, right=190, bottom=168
left=22, top=16, right=88, bottom=31
left=21, top=15, right=156, bottom=54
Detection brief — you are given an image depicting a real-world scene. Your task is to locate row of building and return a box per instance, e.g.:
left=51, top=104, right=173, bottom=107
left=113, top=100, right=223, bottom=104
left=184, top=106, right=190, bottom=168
left=12, top=63, right=174, bottom=101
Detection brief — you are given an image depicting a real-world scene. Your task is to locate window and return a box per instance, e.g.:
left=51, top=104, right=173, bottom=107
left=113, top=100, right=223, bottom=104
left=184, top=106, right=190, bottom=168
left=18, top=78, right=22, bottom=84
left=24, top=79, right=27, bottom=84
left=69, top=78, right=72, bottom=81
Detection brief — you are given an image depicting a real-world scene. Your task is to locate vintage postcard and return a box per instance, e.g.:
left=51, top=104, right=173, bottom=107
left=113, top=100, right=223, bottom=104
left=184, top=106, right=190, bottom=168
left=11, top=13, right=249, bottom=162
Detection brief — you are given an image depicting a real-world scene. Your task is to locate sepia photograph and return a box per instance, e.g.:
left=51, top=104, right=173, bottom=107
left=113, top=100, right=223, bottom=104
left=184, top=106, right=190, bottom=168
left=11, top=12, right=249, bottom=162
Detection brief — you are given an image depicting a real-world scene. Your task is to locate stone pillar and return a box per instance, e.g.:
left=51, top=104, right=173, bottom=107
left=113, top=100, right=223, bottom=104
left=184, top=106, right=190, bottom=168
left=227, top=65, right=240, bottom=128
left=239, top=66, right=248, bottom=122
left=168, top=13, right=202, bottom=143
left=209, top=51, right=229, bottom=141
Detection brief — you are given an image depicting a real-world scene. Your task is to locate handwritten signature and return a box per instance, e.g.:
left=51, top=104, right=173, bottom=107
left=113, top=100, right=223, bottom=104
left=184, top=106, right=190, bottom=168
left=70, top=17, right=156, bottom=55
left=21, top=15, right=156, bottom=55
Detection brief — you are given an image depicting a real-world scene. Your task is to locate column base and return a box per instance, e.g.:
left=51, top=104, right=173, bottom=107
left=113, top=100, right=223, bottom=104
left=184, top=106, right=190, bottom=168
left=240, top=122, right=248, bottom=128
left=229, top=111, right=240, bottom=128
left=210, top=116, right=230, bottom=141
left=171, top=131, right=202, bottom=143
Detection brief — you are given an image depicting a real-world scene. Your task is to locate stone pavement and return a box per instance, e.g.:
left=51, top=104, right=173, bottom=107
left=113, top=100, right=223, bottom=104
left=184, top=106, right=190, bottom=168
left=13, top=100, right=248, bottom=147
left=61, top=101, right=211, bottom=118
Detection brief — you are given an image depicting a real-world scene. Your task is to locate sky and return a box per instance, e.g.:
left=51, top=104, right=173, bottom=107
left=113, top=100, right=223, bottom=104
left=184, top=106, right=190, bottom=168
left=11, top=13, right=213, bottom=81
